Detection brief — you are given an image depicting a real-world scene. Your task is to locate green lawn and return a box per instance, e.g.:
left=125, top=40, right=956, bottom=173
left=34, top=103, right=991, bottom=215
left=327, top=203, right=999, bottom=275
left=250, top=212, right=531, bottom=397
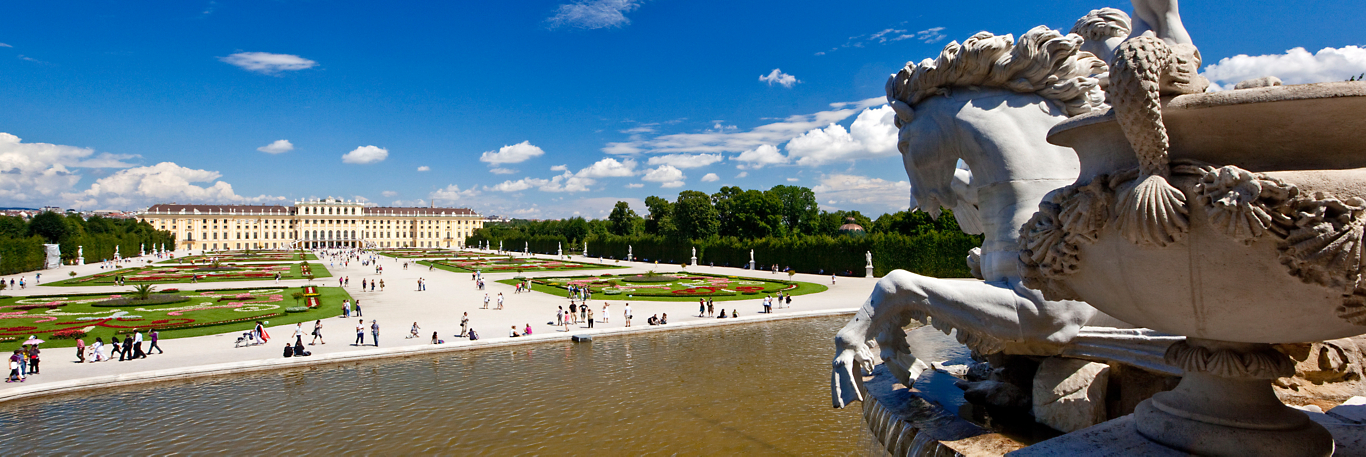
left=498, top=271, right=828, bottom=302
left=0, top=286, right=350, bottom=349
left=159, top=250, right=318, bottom=263
left=46, top=262, right=333, bottom=287
left=418, top=257, right=625, bottom=273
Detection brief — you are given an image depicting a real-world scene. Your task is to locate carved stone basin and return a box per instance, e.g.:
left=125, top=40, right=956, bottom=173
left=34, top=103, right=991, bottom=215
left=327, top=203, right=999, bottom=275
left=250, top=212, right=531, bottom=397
left=1041, top=81, right=1366, bottom=344
left=1025, top=81, right=1366, bottom=456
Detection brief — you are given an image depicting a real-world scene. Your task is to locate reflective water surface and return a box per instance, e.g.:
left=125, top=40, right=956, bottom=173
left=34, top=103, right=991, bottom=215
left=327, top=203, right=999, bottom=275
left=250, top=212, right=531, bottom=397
left=0, top=316, right=874, bottom=455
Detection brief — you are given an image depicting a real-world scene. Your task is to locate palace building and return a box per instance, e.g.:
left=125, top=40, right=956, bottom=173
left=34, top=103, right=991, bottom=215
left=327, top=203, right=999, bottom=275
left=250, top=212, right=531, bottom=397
left=137, top=198, right=485, bottom=250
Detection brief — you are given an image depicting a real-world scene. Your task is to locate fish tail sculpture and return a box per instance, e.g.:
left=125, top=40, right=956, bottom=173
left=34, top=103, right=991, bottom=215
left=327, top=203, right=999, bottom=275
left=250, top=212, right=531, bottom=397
left=1108, top=34, right=1189, bottom=247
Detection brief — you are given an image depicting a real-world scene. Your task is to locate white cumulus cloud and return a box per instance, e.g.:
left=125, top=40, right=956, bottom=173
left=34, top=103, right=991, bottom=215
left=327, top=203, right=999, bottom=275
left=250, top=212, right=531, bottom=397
left=577, top=157, right=637, bottom=178
left=381, top=190, right=399, bottom=197
left=1201, top=45, right=1366, bottom=90
left=812, top=173, right=912, bottom=213
left=642, top=165, right=685, bottom=188
left=547, top=0, right=641, bottom=29
left=733, top=144, right=788, bottom=169
left=602, top=97, right=882, bottom=155
left=759, top=69, right=801, bottom=88
left=647, top=153, right=722, bottom=169
left=0, top=132, right=138, bottom=202
left=490, top=167, right=517, bottom=174
left=219, top=52, right=317, bottom=74
left=700, top=173, right=719, bottom=182
left=257, top=139, right=293, bottom=154
left=342, top=145, right=388, bottom=164
left=417, top=165, right=430, bottom=172
left=480, top=141, right=545, bottom=165
left=429, top=184, right=480, bottom=205
left=786, top=105, right=897, bottom=166
left=550, top=164, right=569, bottom=171
left=626, top=183, right=644, bottom=188
left=64, top=162, right=283, bottom=209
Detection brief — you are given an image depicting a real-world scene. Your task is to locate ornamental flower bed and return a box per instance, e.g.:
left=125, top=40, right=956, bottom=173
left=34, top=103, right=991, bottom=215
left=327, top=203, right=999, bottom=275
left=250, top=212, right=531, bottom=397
left=426, top=256, right=620, bottom=273
left=524, top=272, right=805, bottom=300
left=0, top=286, right=351, bottom=346
left=161, top=251, right=315, bottom=264
left=51, top=263, right=327, bottom=286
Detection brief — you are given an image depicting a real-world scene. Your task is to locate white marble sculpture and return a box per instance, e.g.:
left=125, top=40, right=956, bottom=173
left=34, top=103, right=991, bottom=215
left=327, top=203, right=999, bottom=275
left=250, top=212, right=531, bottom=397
left=832, top=16, right=1131, bottom=408
left=748, top=249, right=756, bottom=270
left=140, top=243, right=145, bottom=257
left=43, top=244, right=60, bottom=269
left=583, top=240, right=588, bottom=257
left=77, top=246, right=84, bottom=265
left=865, top=251, right=874, bottom=278
left=114, top=245, right=121, bottom=260
left=691, top=247, right=698, bottom=266
left=557, top=242, right=562, bottom=258
left=499, top=240, right=503, bottom=252
left=627, top=245, right=632, bottom=261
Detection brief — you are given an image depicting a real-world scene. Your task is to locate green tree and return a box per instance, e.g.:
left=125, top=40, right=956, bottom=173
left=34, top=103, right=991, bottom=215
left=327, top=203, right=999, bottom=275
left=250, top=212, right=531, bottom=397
left=28, top=211, right=68, bottom=243
left=673, top=190, right=719, bottom=239
left=643, top=196, right=675, bottom=236
left=607, top=201, right=639, bottom=236
left=0, top=217, right=25, bottom=239
left=714, top=186, right=782, bottom=239
left=766, top=185, right=820, bottom=236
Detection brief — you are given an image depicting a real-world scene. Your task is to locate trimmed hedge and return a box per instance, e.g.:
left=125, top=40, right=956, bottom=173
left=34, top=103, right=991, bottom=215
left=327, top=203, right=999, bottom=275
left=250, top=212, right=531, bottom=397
left=467, top=231, right=981, bottom=278
left=92, top=295, right=191, bottom=307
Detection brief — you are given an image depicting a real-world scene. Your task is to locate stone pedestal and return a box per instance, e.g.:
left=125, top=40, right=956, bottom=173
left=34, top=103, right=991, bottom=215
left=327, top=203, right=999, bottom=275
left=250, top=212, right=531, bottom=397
left=1133, top=339, right=1333, bottom=457
left=691, top=256, right=698, bottom=266
left=866, top=265, right=874, bottom=278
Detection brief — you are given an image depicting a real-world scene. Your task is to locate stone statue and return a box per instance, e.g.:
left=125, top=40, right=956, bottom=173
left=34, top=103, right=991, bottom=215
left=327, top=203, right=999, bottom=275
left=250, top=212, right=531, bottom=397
left=557, top=242, right=562, bottom=258
left=499, top=240, right=503, bottom=252
left=43, top=244, right=60, bottom=269
left=865, top=251, right=872, bottom=266
left=582, top=240, right=588, bottom=257
left=524, top=241, right=529, bottom=255
left=832, top=17, right=1132, bottom=408
left=628, top=245, right=632, bottom=261
left=77, top=246, right=84, bottom=265
left=114, top=245, right=121, bottom=259
left=691, top=247, right=698, bottom=266
left=140, top=243, right=145, bottom=257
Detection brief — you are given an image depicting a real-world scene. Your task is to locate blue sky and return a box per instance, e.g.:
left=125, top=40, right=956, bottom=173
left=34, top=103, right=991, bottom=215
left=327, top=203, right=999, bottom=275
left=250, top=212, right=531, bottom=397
left=2, top=0, right=1364, bottom=218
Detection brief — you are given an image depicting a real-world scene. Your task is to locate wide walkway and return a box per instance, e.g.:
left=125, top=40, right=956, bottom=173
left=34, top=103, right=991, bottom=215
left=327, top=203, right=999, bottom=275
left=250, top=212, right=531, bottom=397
left=0, top=249, right=889, bottom=402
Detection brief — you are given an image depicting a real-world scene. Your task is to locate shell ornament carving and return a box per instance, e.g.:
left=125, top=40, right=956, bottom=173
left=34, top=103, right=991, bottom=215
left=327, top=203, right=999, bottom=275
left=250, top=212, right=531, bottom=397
left=1019, top=163, right=1366, bottom=327
left=1164, top=340, right=1295, bottom=379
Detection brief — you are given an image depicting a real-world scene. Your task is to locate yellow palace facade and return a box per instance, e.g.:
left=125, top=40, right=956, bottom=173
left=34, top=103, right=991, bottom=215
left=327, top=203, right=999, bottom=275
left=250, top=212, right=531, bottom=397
left=137, top=197, right=485, bottom=250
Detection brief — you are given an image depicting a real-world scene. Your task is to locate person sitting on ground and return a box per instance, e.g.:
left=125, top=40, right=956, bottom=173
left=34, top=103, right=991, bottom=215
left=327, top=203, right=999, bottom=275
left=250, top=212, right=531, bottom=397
left=468, top=328, right=479, bottom=341
left=524, top=324, right=532, bottom=336
left=294, top=340, right=311, bottom=357
left=660, top=313, right=668, bottom=325
left=408, top=322, right=421, bottom=339
left=283, top=343, right=294, bottom=358
left=717, top=309, right=727, bottom=318
left=647, top=314, right=658, bottom=325
left=510, top=325, right=521, bottom=337
left=432, top=331, right=440, bottom=344
left=732, top=309, right=738, bottom=318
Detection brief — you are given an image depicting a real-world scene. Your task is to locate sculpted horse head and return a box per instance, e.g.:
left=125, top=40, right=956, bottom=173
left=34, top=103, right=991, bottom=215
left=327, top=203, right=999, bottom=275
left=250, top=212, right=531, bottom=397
left=833, top=13, right=1137, bottom=408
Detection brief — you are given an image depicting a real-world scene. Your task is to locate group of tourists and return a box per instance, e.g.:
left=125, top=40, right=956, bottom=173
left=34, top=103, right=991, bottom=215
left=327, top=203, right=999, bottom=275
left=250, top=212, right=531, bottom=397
left=5, top=342, right=40, bottom=382
left=341, top=298, right=363, bottom=318
left=761, top=292, right=792, bottom=313
left=70, top=328, right=163, bottom=367
left=359, top=278, right=385, bottom=292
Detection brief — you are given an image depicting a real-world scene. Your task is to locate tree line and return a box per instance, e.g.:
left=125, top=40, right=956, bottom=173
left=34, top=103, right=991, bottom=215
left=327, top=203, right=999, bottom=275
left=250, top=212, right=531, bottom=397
left=0, top=212, right=176, bottom=275
left=467, top=185, right=982, bottom=278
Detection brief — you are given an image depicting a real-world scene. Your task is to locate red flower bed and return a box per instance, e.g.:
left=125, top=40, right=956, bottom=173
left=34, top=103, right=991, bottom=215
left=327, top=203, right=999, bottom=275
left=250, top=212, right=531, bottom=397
left=734, top=286, right=765, bottom=293
left=52, top=328, right=87, bottom=339
left=672, top=287, right=718, bottom=295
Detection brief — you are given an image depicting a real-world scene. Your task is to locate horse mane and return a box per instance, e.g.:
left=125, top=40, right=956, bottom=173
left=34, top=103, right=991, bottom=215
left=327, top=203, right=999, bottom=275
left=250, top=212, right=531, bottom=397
left=886, top=25, right=1107, bottom=120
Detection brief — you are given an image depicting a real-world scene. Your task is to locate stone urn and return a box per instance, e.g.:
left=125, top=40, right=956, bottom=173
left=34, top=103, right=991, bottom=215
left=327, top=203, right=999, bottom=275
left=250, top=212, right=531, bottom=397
left=1019, top=81, right=1366, bottom=456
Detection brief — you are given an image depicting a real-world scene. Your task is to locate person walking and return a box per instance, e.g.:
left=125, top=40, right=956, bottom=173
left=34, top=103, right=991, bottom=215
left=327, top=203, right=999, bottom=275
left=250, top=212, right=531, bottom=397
left=561, top=310, right=571, bottom=332
left=707, top=298, right=714, bottom=317
left=149, top=330, right=163, bottom=354
left=293, top=323, right=306, bottom=347
left=76, top=338, right=86, bottom=363
left=602, top=303, right=609, bottom=324
left=496, top=292, right=504, bottom=310
left=380, top=279, right=385, bottom=291
left=355, top=319, right=366, bottom=346
left=109, top=337, right=122, bottom=361
left=371, top=320, right=380, bottom=347
left=311, top=320, right=325, bottom=345
left=26, top=345, right=40, bottom=374
left=579, top=303, right=587, bottom=322
left=354, top=299, right=362, bottom=317
left=343, top=299, right=351, bottom=318
left=624, top=303, right=633, bottom=327
left=483, top=293, right=490, bottom=309
left=699, top=299, right=706, bottom=317
left=587, top=307, right=595, bottom=328
left=569, top=303, right=578, bottom=324
left=556, top=306, right=564, bottom=326
left=121, top=334, right=134, bottom=361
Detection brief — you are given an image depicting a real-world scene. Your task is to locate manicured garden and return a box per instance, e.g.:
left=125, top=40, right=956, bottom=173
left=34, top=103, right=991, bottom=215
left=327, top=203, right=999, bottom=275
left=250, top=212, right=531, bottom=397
left=159, top=250, right=318, bottom=263
left=418, top=256, right=623, bottom=273
left=46, top=262, right=332, bottom=287
left=0, top=285, right=349, bottom=348
left=499, top=271, right=827, bottom=302
left=375, top=249, right=461, bottom=258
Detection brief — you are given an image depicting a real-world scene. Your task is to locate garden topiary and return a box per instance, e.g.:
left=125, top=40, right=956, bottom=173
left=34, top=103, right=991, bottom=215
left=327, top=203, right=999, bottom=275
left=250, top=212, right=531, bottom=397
left=285, top=307, right=308, bottom=313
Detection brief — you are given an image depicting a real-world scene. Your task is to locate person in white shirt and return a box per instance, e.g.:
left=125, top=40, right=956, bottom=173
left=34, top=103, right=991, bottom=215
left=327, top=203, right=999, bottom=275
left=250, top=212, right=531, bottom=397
left=483, top=294, right=490, bottom=309
left=623, top=303, right=633, bottom=327
left=497, top=293, right=504, bottom=310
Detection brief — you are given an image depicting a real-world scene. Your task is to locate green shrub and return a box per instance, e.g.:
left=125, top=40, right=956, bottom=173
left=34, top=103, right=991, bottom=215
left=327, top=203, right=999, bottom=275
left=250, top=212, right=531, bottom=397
left=285, top=307, right=307, bottom=313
